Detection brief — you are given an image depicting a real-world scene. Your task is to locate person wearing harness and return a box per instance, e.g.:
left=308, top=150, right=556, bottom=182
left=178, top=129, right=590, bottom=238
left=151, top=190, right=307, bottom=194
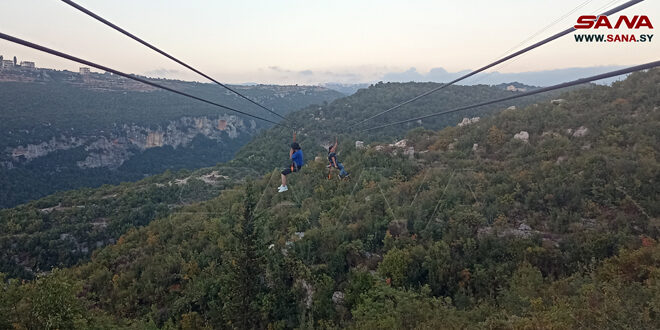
left=278, top=142, right=303, bottom=193
left=328, top=137, right=349, bottom=179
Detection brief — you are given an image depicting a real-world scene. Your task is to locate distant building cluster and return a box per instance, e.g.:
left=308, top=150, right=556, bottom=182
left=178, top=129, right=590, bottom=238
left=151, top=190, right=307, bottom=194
left=20, top=61, right=35, bottom=69
left=0, top=60, right=13, bottom=69
left=0, top=55, right=37, bottom=71
left=0, top=55, right=101, bottom=77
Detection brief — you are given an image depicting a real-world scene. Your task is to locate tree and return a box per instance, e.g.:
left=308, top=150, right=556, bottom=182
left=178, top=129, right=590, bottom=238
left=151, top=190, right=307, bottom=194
left=498, top=262, right=544, bottom=315
left=378, top=248, right=410, bottom=287
left=222, top=182, right=265, bottom=329
left=6, top=269, right=88, bottom=329
left=487, top=125, right=507, bottom=150
left=423, top=241, right=452, bottom=295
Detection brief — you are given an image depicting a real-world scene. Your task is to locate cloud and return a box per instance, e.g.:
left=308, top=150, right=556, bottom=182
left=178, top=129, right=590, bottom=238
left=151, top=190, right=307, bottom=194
left=267, top=66, right=292, bottom=73
left=381, top=67, right=425, bottom=82
left=148, top=64, right=627, bottom=87
left=322, top=71, right=362, bottom=79
left=381, top=67, right=470, bottom=83
left=379, top=66, right=627, bottom=86
left=470, top=66, right=627, bottom=86
left=259, top=65, right=370, bottom=84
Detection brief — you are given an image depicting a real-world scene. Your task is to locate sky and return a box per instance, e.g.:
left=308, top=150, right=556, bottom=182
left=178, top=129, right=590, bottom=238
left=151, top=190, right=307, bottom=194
left=0, top=0, right=657, bottom=85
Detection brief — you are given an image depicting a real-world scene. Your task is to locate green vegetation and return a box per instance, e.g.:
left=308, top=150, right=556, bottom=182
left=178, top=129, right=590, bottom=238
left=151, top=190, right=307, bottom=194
left=233, top=81, right=562, bottom=173
left=0, top=164, right=259, bottom=279
left=1, top=69, right=658, bottom=328
left=0, top=80, right=342, bottom=148
left=0, top=80, right=559, bottom=278
left=0, top=79, right=343, bottom=208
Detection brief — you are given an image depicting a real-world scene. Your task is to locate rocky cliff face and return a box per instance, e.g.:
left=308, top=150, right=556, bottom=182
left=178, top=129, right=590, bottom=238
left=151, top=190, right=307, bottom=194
left=11, top=136, right=85, bottom=160
left=7, top=115, right=254, bottom=170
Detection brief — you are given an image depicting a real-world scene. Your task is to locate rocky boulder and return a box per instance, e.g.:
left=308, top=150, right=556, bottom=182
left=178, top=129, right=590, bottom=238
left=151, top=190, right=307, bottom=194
left=513, top=131, right=529, bottom=142
left=458, top=117, right=480, bottom=127
left=572, top=126, right=588, bottom=137
left=332, top=291, right=345, bottom=305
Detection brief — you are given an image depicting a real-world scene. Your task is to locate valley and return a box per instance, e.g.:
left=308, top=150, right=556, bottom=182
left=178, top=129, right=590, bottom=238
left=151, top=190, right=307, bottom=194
left=1, top=67, right=657, bottom=328
left=0, top=67, right=344, bottom=207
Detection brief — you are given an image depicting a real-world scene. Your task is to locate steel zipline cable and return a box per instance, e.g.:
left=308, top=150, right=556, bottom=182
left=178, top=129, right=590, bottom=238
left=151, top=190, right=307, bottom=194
left=60, top=0, right=288, bottom=122
left=0, top=32, right=291, bottom=128
left=362, top=60, right=660, bottom=132
left=495, top=0, right=593, bottom=60
left=349, top=0, right=645, bottom=128
left=461, top=0, right=593, bottom=86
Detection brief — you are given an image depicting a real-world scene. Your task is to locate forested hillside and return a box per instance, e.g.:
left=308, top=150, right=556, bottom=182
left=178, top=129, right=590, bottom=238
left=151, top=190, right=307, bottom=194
left=0, top=80, right=557, bottom=279
left=1, top=69, right=657, bottom=328
left=233, top=81, right=562, bottom=173
left=0, top=75, right=343, bottom=208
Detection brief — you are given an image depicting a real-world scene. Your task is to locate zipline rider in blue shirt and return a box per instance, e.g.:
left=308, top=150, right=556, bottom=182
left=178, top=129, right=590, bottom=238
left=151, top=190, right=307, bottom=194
left=278, top=142, right=303, bottom=193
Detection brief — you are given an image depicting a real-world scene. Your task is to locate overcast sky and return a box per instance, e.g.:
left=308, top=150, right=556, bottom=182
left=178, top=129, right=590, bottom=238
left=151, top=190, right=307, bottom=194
left=0, top=0, right=657, bottom=84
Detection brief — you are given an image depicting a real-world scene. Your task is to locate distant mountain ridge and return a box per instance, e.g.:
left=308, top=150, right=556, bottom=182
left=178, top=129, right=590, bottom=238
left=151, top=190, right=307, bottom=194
left=0, top=68, right=343, bottom=207
left=380, top=65, right=628, bottom=86
left=321, top=82, right=370, bottom=95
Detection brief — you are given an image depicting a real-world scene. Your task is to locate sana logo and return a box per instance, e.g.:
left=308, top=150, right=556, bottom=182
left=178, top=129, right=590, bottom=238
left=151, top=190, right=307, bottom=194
left=574, top=15, right=653, bottom=29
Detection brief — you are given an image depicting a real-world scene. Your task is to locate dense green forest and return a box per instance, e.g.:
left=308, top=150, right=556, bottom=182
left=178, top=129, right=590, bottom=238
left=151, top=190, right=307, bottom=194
left=0, top=79, right=343, bottom=208
left=1, top=78, right=552, bottom=209
left=1, top=69, right=657, bottom=328
left=1, top=80, right=561, bottom=278
left=232, top=81, right=567, bottom=173
left=0, top=164, right=259, bottom=279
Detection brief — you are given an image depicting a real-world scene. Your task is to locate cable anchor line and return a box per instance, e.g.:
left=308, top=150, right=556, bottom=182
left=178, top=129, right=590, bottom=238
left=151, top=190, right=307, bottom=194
left=61, top=0, right=288, bottom=122
left=0, top=32, right=291, bottom=128
left=363, top=60, right=660, bottom=132
left=350, top=0, right=645, bottom=128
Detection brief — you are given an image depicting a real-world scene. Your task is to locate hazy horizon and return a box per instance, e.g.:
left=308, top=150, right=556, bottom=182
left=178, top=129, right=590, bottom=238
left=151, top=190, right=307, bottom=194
left=1, top=0, right=657, bottom=84
left=0, top=56, right=629, bottom=88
